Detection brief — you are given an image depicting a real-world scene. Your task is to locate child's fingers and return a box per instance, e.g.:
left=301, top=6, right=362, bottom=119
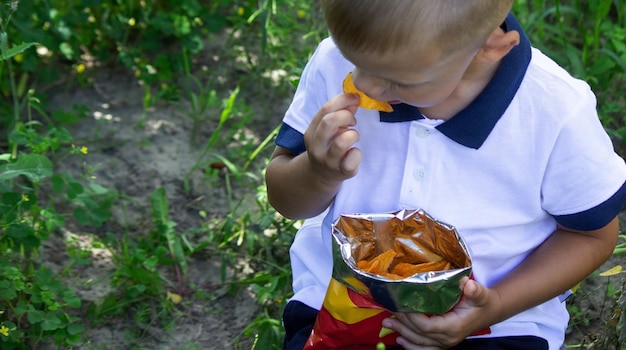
left=339, top=147, right=361, bottom=175
left=308, top=93, right=359, bottom=133
left=382, top=314, right=443, bottom=349
left=307, top=111, right=358, bottom=157
left=327, top=126, right=359, bottom=157
left=304, top=94, right=362, bottom=176
left=311, top=126, right=359, bottom=175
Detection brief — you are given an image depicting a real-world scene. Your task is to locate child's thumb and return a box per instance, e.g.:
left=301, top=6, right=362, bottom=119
left=461, top=277, right=490, bottom=307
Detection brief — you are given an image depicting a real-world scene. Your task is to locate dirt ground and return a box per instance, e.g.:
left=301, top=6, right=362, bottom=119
left=35, top=37, right=626, bottom=350
left=40, top=68, right=257, bottom=349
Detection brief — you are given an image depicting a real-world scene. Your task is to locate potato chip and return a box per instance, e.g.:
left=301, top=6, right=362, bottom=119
left=357, top=249, right=452, bottom=279
left=357, top=259, right=372, bottom=271
left=343, top=72, right=394, bottom=112
left=377, top=272, right=404, bottom=280
left=391, top=260, right=451, bottom=277
left=359, top=250, right=397, bottom=274
left=394, top=239, right=442, bottom=265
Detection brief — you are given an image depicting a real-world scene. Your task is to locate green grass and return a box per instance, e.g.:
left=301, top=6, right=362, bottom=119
left=0, top=0, right=625, bottom=349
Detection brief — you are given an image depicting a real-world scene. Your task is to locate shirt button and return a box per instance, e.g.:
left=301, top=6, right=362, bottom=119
left=416, top=127, right=430, bottom=138
left=413, top=167, right=426, bottom=181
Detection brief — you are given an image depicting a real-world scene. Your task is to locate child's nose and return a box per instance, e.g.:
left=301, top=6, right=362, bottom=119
left=352, top=70, right=387, bottom=100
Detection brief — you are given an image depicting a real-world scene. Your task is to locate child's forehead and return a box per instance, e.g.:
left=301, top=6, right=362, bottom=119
left=341, top=44, right=470, bottom=82
left=334, top=19, right=482, bottom=62
left=342, top=45, right=442, bottom=70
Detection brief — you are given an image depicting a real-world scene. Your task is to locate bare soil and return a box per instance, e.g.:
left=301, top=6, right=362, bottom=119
left=40, top=69, right=261, bottom=349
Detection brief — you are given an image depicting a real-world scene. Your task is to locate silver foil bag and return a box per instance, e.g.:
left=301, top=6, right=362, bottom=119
left=331, top=209, right=472, bottom=314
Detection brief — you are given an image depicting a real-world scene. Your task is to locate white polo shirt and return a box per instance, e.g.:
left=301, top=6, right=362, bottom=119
left=275, top=14, right=626, bottom=349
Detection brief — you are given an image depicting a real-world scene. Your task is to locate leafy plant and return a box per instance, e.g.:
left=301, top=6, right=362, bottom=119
left=0, top=3, right=117, bottom=347
left=0, top=2, right=37, bottom=139
left=0, top=94, right=116, bottom=349
left=0, top=113, right=94, bottom=349
left=512, top=0, right=626, bottom=153
left=0, top=262, right=84, bottom=349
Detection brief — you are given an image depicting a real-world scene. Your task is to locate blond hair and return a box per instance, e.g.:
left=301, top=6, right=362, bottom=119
left=321, top=0, right=514, bottom=55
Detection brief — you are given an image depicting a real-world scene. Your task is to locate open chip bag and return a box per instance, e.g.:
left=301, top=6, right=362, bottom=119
left=304, top=209, right=472, bottom=349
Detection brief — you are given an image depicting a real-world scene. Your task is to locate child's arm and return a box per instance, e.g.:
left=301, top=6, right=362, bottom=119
left=266, top=93, right=360, bottom=220
left=383, top=217, right=619, bottom=349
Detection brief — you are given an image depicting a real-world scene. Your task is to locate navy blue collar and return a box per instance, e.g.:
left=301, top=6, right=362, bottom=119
left=379, top=13, right=531, bottom=149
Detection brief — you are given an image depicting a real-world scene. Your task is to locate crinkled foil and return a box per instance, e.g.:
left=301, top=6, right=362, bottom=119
left=331, top=209, right=472, bottom=314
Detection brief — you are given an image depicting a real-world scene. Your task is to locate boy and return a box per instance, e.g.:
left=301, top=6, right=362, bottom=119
left=265, top=1, right=626, bottom=349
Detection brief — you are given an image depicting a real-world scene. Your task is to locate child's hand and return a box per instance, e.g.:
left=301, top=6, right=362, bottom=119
left=382, top=277, right=501, bottom=349
left=304, top=93, right=361, bottom=183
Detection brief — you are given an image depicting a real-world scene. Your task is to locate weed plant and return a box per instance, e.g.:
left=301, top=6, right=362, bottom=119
left=513, top=0, right=626, bottom=153
left=0, top=0, right=625, bottom=349
left=1, top=2, right=115, bottom=348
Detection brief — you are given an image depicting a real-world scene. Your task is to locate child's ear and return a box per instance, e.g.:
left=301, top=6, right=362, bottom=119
left=476, top=29, right=520, bottom=63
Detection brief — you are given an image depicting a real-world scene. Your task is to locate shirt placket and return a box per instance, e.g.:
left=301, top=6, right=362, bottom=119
left=398, top=121, right=441, bottom=209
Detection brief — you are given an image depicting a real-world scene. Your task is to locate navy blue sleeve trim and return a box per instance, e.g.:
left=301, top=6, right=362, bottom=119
left=554, top=181, right=626, bottom=231
left=275, top=122, right=306, bottom=156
